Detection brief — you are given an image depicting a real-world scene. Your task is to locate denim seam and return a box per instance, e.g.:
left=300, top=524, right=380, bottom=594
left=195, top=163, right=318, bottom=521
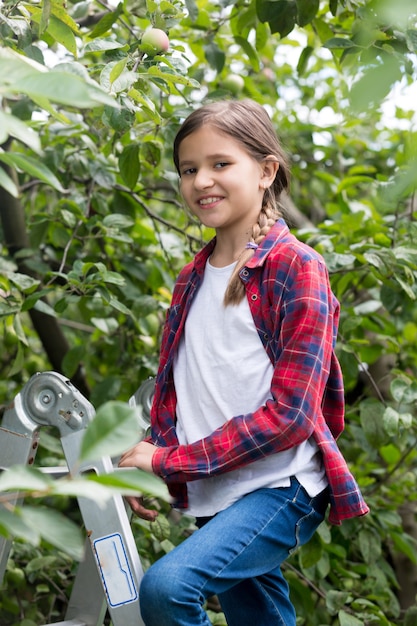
left=199, top=492, right=295, bottom=597
left=252, top=576, right=288, bottom=626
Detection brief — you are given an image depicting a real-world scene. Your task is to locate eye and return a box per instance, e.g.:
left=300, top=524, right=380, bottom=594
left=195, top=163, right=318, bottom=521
left=214, top=162, right=228, bottom=169
left=181, top=167, right=197, bottom=176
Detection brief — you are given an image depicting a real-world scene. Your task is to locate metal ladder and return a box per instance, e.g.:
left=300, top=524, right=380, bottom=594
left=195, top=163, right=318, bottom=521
left=0, top=371, right=154, bottom=626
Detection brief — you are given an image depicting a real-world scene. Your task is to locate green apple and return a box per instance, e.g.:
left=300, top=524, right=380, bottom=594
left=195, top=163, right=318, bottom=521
left=222, top=74, right=245, bottom=95
left=141, top=28, right=169, bottom=55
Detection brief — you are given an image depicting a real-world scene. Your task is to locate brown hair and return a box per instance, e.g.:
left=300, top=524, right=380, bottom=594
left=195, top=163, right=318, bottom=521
left=173, top=99, right=291, bottom=305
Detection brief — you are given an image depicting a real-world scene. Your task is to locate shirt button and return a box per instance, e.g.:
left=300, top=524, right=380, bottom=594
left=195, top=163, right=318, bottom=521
left=242, top=269, right=249, bottom=277
left=251, top=294, right=257, bottom=301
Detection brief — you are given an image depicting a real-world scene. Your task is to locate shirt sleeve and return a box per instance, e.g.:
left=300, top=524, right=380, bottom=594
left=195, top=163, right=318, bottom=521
left=152, top=256, right=338, bottom=484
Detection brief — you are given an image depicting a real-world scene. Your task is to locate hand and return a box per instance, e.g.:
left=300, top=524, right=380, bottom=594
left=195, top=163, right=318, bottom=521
left=119, top=441, right=159, bottom=521
left=124, top=495, right=159, bottom=522
left=119, top=441, right=157, bottom=473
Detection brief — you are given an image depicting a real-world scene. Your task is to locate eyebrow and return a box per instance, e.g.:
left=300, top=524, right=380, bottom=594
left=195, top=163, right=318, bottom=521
left=178, top=153, right=233, bottom=167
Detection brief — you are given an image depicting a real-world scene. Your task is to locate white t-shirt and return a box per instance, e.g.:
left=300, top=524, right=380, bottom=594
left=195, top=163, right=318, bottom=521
left=173, top=258, right=327, bottom=517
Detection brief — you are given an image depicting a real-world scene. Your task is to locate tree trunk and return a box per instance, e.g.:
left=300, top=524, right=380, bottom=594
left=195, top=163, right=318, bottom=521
left=0, top=164, right=90, bottom=397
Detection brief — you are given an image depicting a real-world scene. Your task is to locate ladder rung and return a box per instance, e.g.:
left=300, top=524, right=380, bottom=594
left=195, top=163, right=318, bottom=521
left=42, top=621, right=88, bottom=626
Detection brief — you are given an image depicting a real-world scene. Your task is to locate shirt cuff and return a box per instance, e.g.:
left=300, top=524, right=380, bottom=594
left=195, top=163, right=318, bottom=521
left=152, top=445, right=169, bottom=478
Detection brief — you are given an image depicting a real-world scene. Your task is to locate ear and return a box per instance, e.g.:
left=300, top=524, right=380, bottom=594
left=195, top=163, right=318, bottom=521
left=260, top=156, right=279, bottom=189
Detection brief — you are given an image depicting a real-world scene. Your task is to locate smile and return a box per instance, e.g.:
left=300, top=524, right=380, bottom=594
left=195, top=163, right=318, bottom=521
left=198, top=197, right=222, bottom=206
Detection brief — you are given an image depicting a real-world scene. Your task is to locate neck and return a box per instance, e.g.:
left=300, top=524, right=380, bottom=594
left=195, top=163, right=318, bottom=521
left=210, top=232, right=251, bottom=268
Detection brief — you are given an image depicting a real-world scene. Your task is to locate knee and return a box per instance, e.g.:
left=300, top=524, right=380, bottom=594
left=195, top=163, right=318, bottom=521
left=140, top=559, right=174, bottom=603
left=139, top=558, right=195, bottom=622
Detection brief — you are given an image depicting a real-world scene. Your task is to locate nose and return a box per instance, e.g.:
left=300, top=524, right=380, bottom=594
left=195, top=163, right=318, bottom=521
left=193, top=167, right=214, bottom=189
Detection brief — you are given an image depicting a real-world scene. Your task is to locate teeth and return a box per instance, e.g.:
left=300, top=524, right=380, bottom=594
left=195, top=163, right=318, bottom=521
left=199, top=197, right=221, bottom=205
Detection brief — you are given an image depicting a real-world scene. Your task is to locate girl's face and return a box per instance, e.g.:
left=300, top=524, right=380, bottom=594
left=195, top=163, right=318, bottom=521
left=177, top=125, right=275, bottom=237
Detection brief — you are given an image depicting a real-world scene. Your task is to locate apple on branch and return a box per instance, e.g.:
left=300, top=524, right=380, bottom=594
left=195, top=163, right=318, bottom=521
left=141, top=28, right=170, bottom=56
left=221, top=74, right=245, bottom=95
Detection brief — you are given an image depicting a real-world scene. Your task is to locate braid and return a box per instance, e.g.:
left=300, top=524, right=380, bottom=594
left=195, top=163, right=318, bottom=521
left=223, top=205, right=280, bottom=306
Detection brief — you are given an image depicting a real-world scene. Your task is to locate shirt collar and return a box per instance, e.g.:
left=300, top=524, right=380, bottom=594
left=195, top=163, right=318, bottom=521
left=245, top=218, right=289, bottom=269
left=192, top=219, right=290, bottom=274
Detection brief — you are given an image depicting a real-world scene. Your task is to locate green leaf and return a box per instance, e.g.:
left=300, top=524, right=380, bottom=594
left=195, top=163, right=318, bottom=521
left=323, top=37, right=357, bottom=49
left=338, top=610, right=364, bottom=626
left=0, top=464, right=53, bottom=493
left=0, top=110, right=41, bottom=153
left=89, top=4, right=124, bottom=38
left=358, top=528, right=381, bottom=564
left=406, top=28, right=417, bottom=53
left=146, top=66, right=200, bottom=88
left=103, top=214, right=135, bottom=229
left=0, top=506, right=40, bottom=545
left=27, top=7, right=78, bottom=56
left=21, top=506, right=85, bottom=560
left=383, top=406, right=412, bottom=435
left=101, top=62, right=137, bottom=94
left=391, top=377, right=417, bottom=403
left=234, top=36, right=260, bottom=72
left=88, top=468, right=171, bottom=502
left=108, top=296, right=132, bottom=315
left=326, top=590, right=351, bottom=614
left=204, top=42, right=226, bottom=73
left=47, top=15, right=78, bottom=57
left=109, top=58, right=128, bottom=85
left=119, top=143, right=140, bottom=189
left=51, top=478, right=118, bottom=505
left=297, top=45, right=314, bottom=75
left=0, top=49, right=118, bottom=109
left=391, top=531, right=417, bottom=564
left=8, top=342, right=25, bottom=377
left=39, top=0, right=51, bottom=36
left=393, top=274, right=416, bottom=299
left=8, top=272, right=41, bottom=293
left=185, top=0, right=199, bottom=21
left=256, top=0, right=297, bottom=36
left=349, top=55, right=402, bottom=111
left=79, top=401, right=144, bottom=462
left=299, top=532, right=322, bottom=568
left=17, top=71, right=117, bottom=108
left=13, top=313, right=28, bottom=345
left=296, top=0, right=319, bottom=27
left=336, top=175, right=374, bottom=192
left=85, top=38, right=128, bottom=52
left=50, top=1, right=81, bottom=32
left=313, top=17, right=334, bottom=45
left=0, top=165, right=19, bottom=197
left=128, top=89, right=162, bottom=122
left=359, top=399, right=388, bottom=448
left=0, top=153, right=65, bottom=192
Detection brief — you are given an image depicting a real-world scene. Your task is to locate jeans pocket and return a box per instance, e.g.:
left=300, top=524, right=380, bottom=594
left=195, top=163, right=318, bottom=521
left=289, top=507, right=324, bottom=554
left=288, top=483, right=328, bottom=555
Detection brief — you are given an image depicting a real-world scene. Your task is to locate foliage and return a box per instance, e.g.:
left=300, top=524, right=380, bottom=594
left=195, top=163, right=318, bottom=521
left=1, top=0, right=417, bottom=624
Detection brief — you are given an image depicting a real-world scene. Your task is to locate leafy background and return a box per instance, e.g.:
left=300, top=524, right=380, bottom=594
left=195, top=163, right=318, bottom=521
left=1, top=0, right=417, bottom=624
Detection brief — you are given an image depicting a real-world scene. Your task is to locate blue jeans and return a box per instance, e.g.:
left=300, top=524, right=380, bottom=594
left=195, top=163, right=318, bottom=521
left=139, top=477, right=329, bottom=626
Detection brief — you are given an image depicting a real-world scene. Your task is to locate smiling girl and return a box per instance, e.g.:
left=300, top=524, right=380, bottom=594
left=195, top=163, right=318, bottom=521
left=119, top=99, right=369, bottom=626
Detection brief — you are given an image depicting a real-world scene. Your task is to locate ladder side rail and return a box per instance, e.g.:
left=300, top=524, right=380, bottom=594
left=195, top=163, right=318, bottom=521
left=46, top=538, right=107, bottom=626
left=0, top=393, right=41, bottom=584
left=61, top=430, right=145, bottom=626
left=1, top=372, right=150, bottom=626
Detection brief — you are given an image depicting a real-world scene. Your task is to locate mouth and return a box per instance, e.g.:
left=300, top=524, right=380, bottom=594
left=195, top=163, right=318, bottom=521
left=197, top=196, right=223, bottom=208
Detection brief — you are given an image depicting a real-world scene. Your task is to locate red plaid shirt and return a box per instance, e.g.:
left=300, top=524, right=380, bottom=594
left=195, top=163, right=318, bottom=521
left=150, top=219, right=369, bottom=524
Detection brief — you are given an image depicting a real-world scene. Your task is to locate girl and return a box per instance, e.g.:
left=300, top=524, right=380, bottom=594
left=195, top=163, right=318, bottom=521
left=119, top=99, right=369, bottom=626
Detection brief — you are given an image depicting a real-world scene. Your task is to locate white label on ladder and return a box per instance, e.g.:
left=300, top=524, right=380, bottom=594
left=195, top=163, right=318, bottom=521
left=93, top=533, right=138, bottom=607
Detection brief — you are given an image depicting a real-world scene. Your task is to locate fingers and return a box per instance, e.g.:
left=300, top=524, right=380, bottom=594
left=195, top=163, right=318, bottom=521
left=118, top=441, right=156, bottom=473
left=125, top=496, right=159, bottom=522
left=119, top=447, right=136, bottom=465
left=119, top=447, right=160, bottom=520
